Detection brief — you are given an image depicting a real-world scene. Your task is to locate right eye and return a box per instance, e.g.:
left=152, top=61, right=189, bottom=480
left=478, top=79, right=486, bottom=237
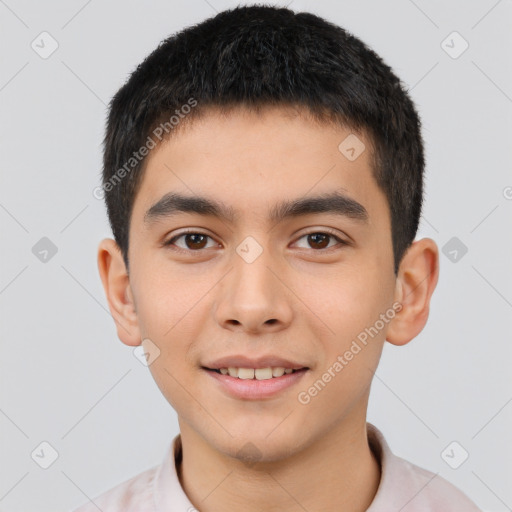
left=163, top=231, right=220, bottom=252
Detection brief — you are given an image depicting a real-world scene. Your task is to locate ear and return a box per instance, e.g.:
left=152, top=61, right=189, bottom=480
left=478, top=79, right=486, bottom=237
left=386, top=237, right=439, bottom=346
left=97, top=238, right=141, bottom=346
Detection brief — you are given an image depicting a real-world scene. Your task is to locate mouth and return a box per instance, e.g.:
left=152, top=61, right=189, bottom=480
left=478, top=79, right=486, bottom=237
left=203, top=366, right=307, bottom=380
left=202, top=365, right=309, bottom=400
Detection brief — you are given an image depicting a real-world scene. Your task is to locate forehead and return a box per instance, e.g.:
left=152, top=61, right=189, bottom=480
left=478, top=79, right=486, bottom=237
left=131, top=106, right=387, bottom=228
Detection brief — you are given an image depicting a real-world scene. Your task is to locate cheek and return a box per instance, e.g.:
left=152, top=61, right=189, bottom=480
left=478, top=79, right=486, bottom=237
left=292, top=264, right=384, bottom=334
left=134, top=262, right=205, bottom=337
left=137, top=276, right=202, bottom=417
left=292, top=263, right=392, bottom=384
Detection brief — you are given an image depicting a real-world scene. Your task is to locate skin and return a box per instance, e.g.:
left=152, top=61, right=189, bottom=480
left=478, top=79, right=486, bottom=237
left=97, top=105, right=439, bottom=512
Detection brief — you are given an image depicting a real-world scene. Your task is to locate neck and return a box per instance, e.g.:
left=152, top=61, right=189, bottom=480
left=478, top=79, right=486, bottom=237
left=176, top=415, right=381, bottom=512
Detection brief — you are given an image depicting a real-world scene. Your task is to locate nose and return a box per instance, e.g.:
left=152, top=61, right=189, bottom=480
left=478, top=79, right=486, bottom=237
left=214, top=244, right=294, bottom=334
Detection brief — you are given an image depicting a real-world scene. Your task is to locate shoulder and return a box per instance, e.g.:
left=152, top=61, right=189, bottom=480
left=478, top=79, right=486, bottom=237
left=69, top=465, right=158, bottom=512
left=394, top=455, right=482, bottom=511
left=366, top=423, right=481, bottom=512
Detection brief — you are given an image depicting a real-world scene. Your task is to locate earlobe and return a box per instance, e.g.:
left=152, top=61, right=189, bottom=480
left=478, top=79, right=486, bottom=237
left=97, top=238, right=141, bottom=346
left=386, top=238, right=439, bottom=347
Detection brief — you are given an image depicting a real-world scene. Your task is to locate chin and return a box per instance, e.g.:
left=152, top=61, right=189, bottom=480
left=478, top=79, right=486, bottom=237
left=210, top=426, right=311, bottom=464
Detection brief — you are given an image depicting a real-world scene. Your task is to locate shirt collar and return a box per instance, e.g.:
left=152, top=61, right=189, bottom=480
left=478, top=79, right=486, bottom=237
left=366, top=421, right=397, bottom=510
left=152, top=433, right=194, bottom=511
left=153, top=422, right=395, bottom=511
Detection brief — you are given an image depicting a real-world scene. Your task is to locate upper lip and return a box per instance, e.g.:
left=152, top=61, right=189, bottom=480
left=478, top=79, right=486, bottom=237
left=203, top=355, right=308, bottom=370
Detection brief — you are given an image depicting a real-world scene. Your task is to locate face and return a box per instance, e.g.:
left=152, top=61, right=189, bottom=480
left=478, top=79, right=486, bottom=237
left=123, top=106, right=400, bottom=461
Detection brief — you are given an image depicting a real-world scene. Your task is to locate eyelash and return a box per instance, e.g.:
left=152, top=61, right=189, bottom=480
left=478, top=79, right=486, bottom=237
left=163, top=229, right=348, bottom=254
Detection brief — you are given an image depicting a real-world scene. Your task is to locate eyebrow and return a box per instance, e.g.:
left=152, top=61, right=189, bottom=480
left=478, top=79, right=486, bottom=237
left=143, top=191, right=369, bottom=226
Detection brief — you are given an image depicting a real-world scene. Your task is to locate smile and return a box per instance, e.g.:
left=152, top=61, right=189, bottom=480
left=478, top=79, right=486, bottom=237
left=214, top=367, right=299, bottom=380
left=203, top=367, right=309, bottom=400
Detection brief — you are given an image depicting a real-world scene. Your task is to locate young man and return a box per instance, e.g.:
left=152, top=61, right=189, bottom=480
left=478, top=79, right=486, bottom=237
left=74, top=5, right=481, bottom=511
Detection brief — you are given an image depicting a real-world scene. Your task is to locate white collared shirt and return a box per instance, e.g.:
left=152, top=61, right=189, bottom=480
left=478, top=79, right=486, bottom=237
left=70, top=422, right=482, bottom=511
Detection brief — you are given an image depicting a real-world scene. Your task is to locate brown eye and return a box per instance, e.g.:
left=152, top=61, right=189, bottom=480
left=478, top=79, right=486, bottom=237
left=307, top=233, right=330, bottom=250
left=165, top=232, right=216, bottom=251
left=183, top=233, right=208, bottom=249
left=294, top=231, right=346, bottom=251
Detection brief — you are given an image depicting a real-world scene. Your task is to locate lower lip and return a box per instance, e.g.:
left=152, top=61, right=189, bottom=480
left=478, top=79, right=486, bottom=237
left=204, top=368, right=308, bottom=400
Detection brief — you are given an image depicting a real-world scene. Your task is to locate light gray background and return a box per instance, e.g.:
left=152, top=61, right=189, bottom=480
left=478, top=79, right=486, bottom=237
left=1, top=1, right=511, bottom=511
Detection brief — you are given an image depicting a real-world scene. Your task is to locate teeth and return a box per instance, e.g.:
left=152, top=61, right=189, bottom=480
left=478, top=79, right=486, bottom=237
left=238, top=368, right=255, bottom=380
left=272, top=367, right=285, bottom=377
left=255, top=368, right=273, bottom=380
left=217, top=366, right=300, bottom=380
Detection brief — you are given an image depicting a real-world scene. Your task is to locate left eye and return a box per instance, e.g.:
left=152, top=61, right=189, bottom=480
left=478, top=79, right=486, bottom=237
left=293, top=232, right=346, bottom=251
left=164, top=231, right=346, bottom=252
